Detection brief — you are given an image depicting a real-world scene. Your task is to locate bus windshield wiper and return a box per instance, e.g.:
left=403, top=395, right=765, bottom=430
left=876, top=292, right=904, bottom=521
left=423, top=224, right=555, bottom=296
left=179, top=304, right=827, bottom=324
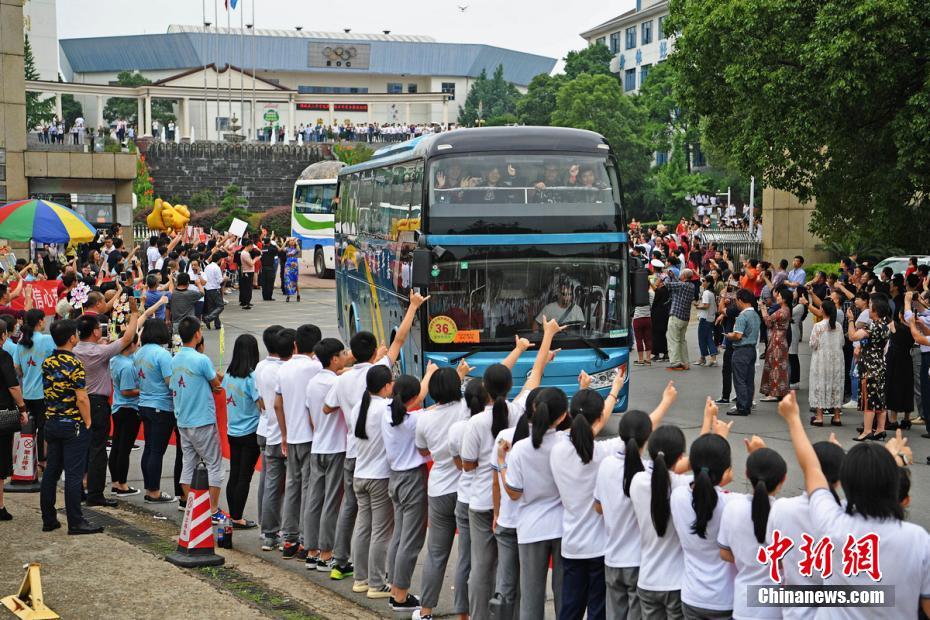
left=449, top=349, right=481, bottom=365
left=578, top=336, right=610, bottom=360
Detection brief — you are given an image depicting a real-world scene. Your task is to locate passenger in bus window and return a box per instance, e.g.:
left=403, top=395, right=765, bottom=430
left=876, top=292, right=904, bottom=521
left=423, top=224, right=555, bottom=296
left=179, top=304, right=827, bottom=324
left=533, top=282, right=585, bottom=332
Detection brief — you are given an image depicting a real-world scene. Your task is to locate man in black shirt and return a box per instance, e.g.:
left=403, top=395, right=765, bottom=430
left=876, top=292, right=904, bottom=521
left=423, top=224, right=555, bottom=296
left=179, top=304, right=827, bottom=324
left=716, top=290, right=741, bottom=404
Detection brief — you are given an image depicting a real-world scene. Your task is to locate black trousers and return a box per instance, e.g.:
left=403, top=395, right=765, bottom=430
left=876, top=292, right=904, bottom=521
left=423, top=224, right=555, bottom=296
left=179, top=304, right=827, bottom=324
left=789, top=353, right=801, bottom=386
left=721, top=343, right=734, bottom=400
left=239, top=272, right=254, bottom=306
left=41, top=417, right=90, bottom=527
left=108, top=407, right=140, bottom=485
left=560, top=556, right=606, bottom=620
left=227, top=433, right=261, bottom=520
left=25, top=398, right=46, bottom=462
left=85, top=395, right=112, bottom=501
left=260, top=268, right=276, bottom=300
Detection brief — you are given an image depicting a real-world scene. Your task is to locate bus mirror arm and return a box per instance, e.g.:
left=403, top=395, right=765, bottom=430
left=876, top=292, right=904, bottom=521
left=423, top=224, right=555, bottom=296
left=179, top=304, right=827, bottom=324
left=412, top=247, right=433, bottom=289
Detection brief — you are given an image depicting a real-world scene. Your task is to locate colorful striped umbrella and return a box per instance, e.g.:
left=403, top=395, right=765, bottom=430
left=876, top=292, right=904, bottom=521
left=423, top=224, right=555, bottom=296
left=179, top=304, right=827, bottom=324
left=0, top=199, right=97, bottom=244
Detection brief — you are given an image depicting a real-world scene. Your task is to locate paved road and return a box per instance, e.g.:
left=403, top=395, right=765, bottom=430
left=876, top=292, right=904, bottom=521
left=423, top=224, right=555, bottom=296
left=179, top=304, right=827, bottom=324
left=114, top=281, right=930, bottom=618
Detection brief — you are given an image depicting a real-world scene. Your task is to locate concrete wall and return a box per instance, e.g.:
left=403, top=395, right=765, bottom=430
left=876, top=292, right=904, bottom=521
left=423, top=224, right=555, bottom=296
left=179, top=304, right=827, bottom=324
left=761, top=187, right=830, bottom=263
left=1, top=0, right=27, bottom=202
left=141, top=141, right=327, bottom=210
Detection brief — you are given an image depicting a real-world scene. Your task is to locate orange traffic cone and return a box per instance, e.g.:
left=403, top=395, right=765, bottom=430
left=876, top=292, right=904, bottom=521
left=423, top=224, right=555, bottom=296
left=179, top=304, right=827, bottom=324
left=166, top=462, right=224, bottom=568
left=4, top=418, right=41, bottom=493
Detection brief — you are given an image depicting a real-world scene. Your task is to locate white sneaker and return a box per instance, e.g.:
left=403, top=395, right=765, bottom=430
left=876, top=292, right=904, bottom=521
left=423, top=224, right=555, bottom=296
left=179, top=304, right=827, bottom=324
left=842, top=400, right=858, bottom=410
left=789, top=383, right=800, bottom=390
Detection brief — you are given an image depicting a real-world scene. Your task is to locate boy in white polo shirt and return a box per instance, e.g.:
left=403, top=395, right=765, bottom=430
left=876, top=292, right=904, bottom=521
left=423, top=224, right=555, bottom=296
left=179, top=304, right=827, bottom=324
left=257, top=327, right=290, bottom=551
left=277, top=324, right=323, bottom=559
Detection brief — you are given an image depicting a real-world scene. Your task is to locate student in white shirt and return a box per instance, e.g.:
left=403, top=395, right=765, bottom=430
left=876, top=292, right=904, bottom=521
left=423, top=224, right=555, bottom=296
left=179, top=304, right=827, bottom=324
left=461, top=320, right=560, bottom=620
left=695, top=276, right=718, bottom=366
left=779, top=392, right=930, bottom=620
left=382, top=374, right=428, bottom=612
left=258, top=327, right=291, bottom=551
left=324, top=290, right=427, bottom=581
left=253, top=325, right=283, bottom=522
left=498, top=387, right=568, bottom=619
left=718, top=442, right=786, bottom=620
left=303, top=338, right=349, bottom=572
left=766, top=440, right=845, bottom=620
left=276, top=325, right=322, bottom=559
left=670, top=421, right=737, bottom=620
left=629, top=424, right=691, bottom=620
left=549, top=369, right=628, bottom=620
left=415, top=364, right=471, bottom=620
left=350, top=365, right=396, bottom=600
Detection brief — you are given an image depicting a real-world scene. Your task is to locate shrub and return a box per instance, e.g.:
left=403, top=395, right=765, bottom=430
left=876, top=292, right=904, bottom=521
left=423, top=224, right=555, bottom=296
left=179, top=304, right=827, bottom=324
left=189, top=189, right=216, bottom=210
left=188, top=207, right=222, bottom=230
left=259, top=206, right=291, bottom=238
left=806, top=262, right=842, bottom=278
left=332, top=141, right=373, bottom=166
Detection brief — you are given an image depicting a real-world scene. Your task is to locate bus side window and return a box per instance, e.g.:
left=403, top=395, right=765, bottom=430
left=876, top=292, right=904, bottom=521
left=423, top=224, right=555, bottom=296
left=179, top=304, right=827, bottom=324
left=409, top=162, right=423, bottom=226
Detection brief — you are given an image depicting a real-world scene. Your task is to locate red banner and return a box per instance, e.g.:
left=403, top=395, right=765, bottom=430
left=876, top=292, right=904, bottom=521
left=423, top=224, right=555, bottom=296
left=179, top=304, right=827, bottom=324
left=11, top=281, right=60, bottom=316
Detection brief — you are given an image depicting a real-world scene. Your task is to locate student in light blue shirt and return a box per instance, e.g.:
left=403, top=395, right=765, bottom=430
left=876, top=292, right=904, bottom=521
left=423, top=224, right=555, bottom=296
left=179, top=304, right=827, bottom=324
left=221, top=334, right=264, bottom=528
left=0, top=314, right=17, bottom=360
left=109, top=335, right=140, bottom=497
left=135, top=319, right=177, bottom=504
left=171, top=316, right=223, bottom=515
left=15, top=309, right=55, bottom=466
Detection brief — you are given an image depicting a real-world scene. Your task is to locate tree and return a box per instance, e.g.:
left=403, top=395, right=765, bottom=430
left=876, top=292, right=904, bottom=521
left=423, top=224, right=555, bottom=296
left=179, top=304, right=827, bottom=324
left=333, top=142, right=373, bottom=166
left=517, top=73, right=565, bottom=126
left=457, top=65, right=521, bottom=126
left=563, top=44, right=615, bottom=80
left=646, top=133, right=711, bottom=220
left=667, top=0, right=930, bottom=251
left=634, top=62, right=699, bottom=169
left=215, top=184, right=250, bottom=232
left=551, top=73, right=652, bottom=211
left=24, top=35, right=53, bottom=131
left=103, top=71, right=176, bottom=126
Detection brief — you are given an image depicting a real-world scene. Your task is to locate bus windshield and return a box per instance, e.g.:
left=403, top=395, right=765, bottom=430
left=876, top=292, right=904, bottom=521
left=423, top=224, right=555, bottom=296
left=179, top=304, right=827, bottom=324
left=431, top=153, right=616, bottom=205
left=425, top=242, right=627, bottom=349
left=295, top=183, right=337, bottom=214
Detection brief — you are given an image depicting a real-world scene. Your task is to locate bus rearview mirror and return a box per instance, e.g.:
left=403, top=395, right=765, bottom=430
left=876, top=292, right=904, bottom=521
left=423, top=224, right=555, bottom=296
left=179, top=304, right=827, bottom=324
left=631, top=269, right=650, bottom=307
left=412, top=248, right=433, bottom=288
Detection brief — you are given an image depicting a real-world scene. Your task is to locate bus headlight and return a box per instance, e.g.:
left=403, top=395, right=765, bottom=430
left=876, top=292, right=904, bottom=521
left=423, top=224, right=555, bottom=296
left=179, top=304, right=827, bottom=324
left=587, top=368, right=626, bottom=390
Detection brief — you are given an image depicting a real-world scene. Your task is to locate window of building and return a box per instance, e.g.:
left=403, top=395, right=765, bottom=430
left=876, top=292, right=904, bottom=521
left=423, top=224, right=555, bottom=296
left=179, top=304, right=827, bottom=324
left=640, top=64, right=651, bottom=86
left=692, top=142, right=707, bottom=168
left=642, top=20, right=653, bottom=45
left=387, top=82, right=403, bottom=94
left=595, top=36, right=606, bottom=47
left=655, top=151, right=669, bottom=166
left=624, top=69, right=636, bottom=92
left=441, top=82, right=456, bottom=100
left=659, top=15, right=668, bottom=40
left=215, top=117, right=230, bottom=131
left=625, top=26, right=637, bottom=50
left=407, top=83, right=418, bottom=94
left=609, top=32, right=620, bottom=53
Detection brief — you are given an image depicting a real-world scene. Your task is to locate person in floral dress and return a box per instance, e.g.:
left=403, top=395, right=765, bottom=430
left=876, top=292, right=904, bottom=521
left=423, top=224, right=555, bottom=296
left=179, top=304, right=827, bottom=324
left=759, top=287, right=791, bottom=401
left=283, top=238, right=301, bottom=303
left=848, top=294, right=892, bottom=441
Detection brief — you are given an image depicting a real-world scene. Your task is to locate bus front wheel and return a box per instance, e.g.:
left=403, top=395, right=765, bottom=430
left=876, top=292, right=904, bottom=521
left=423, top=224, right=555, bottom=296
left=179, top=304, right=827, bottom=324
left=314, top=248, right=334, bottom=279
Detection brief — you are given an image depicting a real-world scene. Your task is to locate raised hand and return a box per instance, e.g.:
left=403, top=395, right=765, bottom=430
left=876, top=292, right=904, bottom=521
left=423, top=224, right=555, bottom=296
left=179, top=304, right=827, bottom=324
left=885, top=428, right=912, bottom=467
left=578, top=370, right=592, bottom=390
left=713, top=416, right=734, bottom=438
left=542, top=316, right=567, bottom=337
left=744, top=435, right=766, bottom=453
left=456, top=359, right=475, bottom=379
left=409, top=290, right=430, bottom=308
left=375, top=344, right=388, bottom=360
left=777, top=390, right=800, bottom=420
left=661, top=381, right=678, bottom=404
left=514, top=335, right=533, bottom=351
left=547, top=348, right=561, bottom=363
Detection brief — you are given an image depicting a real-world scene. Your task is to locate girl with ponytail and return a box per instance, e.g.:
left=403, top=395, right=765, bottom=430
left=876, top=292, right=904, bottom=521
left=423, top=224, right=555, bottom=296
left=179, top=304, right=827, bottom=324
left=16, top=308, right=54, bottom=467
left=350, top=364, right=396, bottom=598
left=415, top=363, right=472, bottom=620
left=497, top=387, right=569, bottom=619
left=461, top=319, right=561, bottom=619
left=595, top=381, right=678, bottom=620
left=766, top=439, right=844, bottom=619
left=629, top=423, right=688, bottom=618
left=670, top=426, right=737, bottom=619
left=381, top=373, right=428, bottom=610
left=549, top=369, right=627, bottom=620
left=718, top=442, right=786, bottom=619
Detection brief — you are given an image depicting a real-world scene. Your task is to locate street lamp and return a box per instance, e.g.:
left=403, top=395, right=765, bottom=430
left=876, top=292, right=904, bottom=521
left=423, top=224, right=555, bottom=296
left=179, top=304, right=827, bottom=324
left=246, top=23, right=254, bottom=141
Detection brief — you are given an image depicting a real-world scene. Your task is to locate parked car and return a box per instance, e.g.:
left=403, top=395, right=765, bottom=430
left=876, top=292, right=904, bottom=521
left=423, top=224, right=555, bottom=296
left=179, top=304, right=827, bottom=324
left=874, top=255, right=930, bottom=275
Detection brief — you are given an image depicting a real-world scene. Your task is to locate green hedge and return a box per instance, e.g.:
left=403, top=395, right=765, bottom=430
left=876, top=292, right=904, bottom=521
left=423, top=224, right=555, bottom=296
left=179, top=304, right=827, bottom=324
left=806, top=262, right=842, bottom=278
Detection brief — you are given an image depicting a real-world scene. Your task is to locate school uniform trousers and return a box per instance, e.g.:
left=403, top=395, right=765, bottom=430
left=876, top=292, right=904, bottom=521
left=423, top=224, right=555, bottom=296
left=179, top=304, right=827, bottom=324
left=108, top=406, right=140, bottom=485
left=561, top=555, right=606, bottom=620
left=469, top=508, right=498, bottom=620
left=260, top=441, right=287, bottom=539
left=282, top=441, right=312, bottom=544
left=352, top=476, right=393, bottom=589
left=420, top=492, right=470, bottom=614
left=386, top=464, right=428, bottom=590
left=637, top=588, right=683, bottom=620
left=333, top=457, right=359, bottom=567
left=303, top=451, right=345, bottom=552
left=493, top=525, right=520, bottom=620
left=605, top=566, right=641, bottom=620
left=518, top=537, right=563, bottom=619
left=227, top=433, right=261, bottom=521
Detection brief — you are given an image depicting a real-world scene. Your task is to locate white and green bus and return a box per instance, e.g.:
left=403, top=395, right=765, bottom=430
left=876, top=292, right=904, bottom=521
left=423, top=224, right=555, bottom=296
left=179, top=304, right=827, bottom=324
left=292, top=160, right=344, bottom=278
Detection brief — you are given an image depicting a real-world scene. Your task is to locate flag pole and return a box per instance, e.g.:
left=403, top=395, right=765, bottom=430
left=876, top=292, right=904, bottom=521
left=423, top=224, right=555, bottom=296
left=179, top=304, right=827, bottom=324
left=251, top=0, right=257, bottom=142
left=214, top=0, right=220, bottom=139
left=239, top=0, right=244, bottom=136
left=202, top=0, right=208, bottom=142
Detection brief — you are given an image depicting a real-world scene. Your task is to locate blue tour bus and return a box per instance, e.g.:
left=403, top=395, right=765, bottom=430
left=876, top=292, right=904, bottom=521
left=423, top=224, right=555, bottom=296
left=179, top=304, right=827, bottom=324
left=334, top=126, right=632, bottom=408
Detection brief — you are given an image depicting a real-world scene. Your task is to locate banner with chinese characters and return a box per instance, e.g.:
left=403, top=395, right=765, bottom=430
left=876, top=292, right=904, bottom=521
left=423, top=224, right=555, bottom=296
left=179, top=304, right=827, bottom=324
left=11, top=280, right=60, bottom=316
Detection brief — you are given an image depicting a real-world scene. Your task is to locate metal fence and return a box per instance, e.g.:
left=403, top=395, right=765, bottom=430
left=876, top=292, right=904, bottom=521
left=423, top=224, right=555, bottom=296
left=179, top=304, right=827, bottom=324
left=699, top=229, right=762, bottom=260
